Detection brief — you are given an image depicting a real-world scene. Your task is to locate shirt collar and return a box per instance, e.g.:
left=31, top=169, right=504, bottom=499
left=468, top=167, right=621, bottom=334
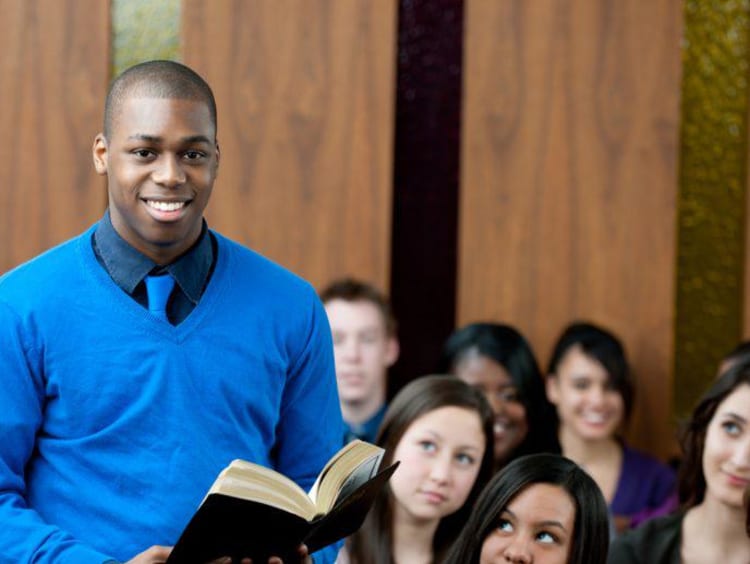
left=93, top=210, right=213, bottom=302
left=348, top=403, right=388, bottom=438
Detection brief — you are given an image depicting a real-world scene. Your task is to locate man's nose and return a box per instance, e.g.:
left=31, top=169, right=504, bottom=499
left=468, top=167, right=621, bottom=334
left=340, top=339, right=361, bottom=360
left=153, top=155, right=186, bottom=187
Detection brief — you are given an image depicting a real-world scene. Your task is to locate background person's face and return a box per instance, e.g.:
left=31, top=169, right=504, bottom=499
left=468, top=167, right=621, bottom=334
left=454, top=351, right=527, bottom=462
left=389, top=406, right=485, bottom=525
left=702, top=383, right=750, bottom=509
left=547, top=346, right=624, bottom=442
left=325, top=299, right=397, bottom=408
left=479, top=483, right=575, bottom=564
left=93, top=97, right=219, bottom=264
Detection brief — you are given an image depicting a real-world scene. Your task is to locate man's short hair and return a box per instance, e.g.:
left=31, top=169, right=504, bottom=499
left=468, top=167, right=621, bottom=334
left=320, top=277, right=397, bottom=336
left=103, top=60, right=217, bottom=138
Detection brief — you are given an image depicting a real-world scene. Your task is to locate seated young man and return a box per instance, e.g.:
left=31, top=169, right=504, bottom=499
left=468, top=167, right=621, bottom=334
left=320, top=278, right=399, bottom=444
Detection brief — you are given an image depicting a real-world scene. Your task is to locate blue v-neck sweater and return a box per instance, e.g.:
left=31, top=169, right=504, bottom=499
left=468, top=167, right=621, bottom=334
left=0, top=225, right=343, bottom=563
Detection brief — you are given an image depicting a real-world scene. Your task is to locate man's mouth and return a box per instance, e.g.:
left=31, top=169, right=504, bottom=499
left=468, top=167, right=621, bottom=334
left=145, top=199, right=187, bottom=212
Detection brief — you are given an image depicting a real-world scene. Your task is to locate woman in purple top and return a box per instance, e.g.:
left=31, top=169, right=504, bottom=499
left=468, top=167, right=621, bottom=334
left=545, top=322, right=677, bottom=536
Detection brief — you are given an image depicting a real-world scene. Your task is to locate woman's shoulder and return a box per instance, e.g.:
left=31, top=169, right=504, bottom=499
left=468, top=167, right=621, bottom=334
left=608, top=513, right=683, bottom=564
left=620, top=444, right=676, bottom=484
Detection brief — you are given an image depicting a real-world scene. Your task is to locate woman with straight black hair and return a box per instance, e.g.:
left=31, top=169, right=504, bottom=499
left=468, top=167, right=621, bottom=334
left=440, top=323, right=560, bottom=470
left=545, top=321, right=676, bottom=534
left=445, top=453, right=610, bottom=564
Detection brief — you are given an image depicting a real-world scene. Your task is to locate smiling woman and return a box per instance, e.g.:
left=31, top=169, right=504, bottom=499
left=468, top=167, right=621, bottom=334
left=439, top=323, right=561, bottom=470
left=545, top=322, right=677, bottom=535
left=608, top=360, right=750, bottom=563
left=444, top=453, right=610, bottom=564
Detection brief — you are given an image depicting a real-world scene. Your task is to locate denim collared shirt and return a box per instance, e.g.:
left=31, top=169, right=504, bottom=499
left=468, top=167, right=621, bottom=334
left=91, top=211, right=215, bottom=325
left=344, top=403, right=387, bottom=445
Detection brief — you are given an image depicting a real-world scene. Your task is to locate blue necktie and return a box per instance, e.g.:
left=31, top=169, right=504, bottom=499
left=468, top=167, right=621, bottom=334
left=144, top=274, right=175, bottom=323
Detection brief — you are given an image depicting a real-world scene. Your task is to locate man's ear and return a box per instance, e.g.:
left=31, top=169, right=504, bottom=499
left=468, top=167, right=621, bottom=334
left=92, top=134, right=108, bottom=175
left=545, top=374, right=559, bottom=405
left=214, top=140, right=220, bottom=175
left=385, top=337, right=400, bottom=368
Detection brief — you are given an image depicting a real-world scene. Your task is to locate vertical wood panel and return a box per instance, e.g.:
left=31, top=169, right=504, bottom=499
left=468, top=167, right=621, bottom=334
left=746, top=149, right=750, bottom=338
left=389, top=0, right=464, bottom=392
left=182, top=0, right=397, bottom=291
left=745, top=88, right=750, bottom=341
left=459, top=0, right=684, bottom=458
left=0, top=0, right=109, bottom=274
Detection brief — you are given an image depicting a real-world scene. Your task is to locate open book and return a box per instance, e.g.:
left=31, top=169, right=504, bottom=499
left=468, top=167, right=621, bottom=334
left=166, top=440, right=398, bottom=563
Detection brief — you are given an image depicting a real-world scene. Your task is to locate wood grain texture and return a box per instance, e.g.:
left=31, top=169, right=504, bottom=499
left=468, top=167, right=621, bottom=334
left=745, top=84, right=750, bottom=341
left=182, top=0, right=397, bottom=291
left=459, top=0, right=684, bottom=458
left=0, top=0, right=109, bottom=274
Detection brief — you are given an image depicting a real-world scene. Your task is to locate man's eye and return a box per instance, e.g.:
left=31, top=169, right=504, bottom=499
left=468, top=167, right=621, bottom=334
left=359, top=333, right=379, bottom=345
left=184, top=150, right=205, bottom=161
left=133, top=149, right=154, bottom=159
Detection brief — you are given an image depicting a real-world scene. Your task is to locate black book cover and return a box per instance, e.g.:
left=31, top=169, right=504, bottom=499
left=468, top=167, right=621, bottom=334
left=166, top=462, right=398, bottom=563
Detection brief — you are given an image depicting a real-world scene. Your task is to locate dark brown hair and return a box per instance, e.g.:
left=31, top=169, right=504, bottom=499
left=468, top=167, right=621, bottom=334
left=319, top=277, right=397, bottom=336
left=678, top=359, right=750, bottom=507
left=346, top=375, right=494, bottom=563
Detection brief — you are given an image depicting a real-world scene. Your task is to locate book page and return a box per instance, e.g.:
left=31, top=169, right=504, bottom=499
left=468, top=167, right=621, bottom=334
left=308, top=440, right=384, bottom=513
left=209, top=460, right=316, bottom=520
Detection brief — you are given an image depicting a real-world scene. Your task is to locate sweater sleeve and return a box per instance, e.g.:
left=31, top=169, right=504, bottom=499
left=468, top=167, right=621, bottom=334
left=0, top=302, right=114, bottom=563
left=274, top=288, right=345, bottom=564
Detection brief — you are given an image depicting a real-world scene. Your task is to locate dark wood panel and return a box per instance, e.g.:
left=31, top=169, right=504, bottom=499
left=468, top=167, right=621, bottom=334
left=389, top=0, right=463, bottom=393
left=746, top=170, right=750, bottom=339
left=182, top=0, right=397, bottom=291
left=745, top=101, right=750, bottom=340
left=459, top=0, right=683, bottom=458
left=0, top=0, right=109, bottom=274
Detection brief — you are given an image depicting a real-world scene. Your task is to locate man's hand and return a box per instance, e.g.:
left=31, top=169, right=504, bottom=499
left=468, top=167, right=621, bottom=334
left=124, top=545, right=172, bottom=563
left=126, top=543, right=312, bottom=564
left=211, top=543, right=313, bottom=563
left=267, top=543, right=312, bottom=563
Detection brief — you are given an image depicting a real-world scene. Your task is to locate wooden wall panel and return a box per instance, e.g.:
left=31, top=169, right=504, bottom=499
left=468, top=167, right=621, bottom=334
left=182, top=0, right=397, bottom=291
left=0, top=0, right=109, bottom=274
left=745, top=90, right=750, bottom=341
left=746, top=156, right=750, bottom=339
left=459, top=0, right=684, bottom=458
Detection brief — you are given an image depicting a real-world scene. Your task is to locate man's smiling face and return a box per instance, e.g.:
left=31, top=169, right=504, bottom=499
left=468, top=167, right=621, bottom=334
left=93, top=96, right=219, bottom=265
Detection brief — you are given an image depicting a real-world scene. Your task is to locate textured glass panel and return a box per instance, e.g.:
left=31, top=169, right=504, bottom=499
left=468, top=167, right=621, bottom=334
left=112, top=0, right=180, bottom=78
left=675, top=0, right=750, bottom=415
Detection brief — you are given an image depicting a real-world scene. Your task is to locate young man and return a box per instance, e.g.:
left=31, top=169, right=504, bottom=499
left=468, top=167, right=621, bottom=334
left=0, top=61, right=342, bottom=563
left=320, top=278, right=399, bottom=444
